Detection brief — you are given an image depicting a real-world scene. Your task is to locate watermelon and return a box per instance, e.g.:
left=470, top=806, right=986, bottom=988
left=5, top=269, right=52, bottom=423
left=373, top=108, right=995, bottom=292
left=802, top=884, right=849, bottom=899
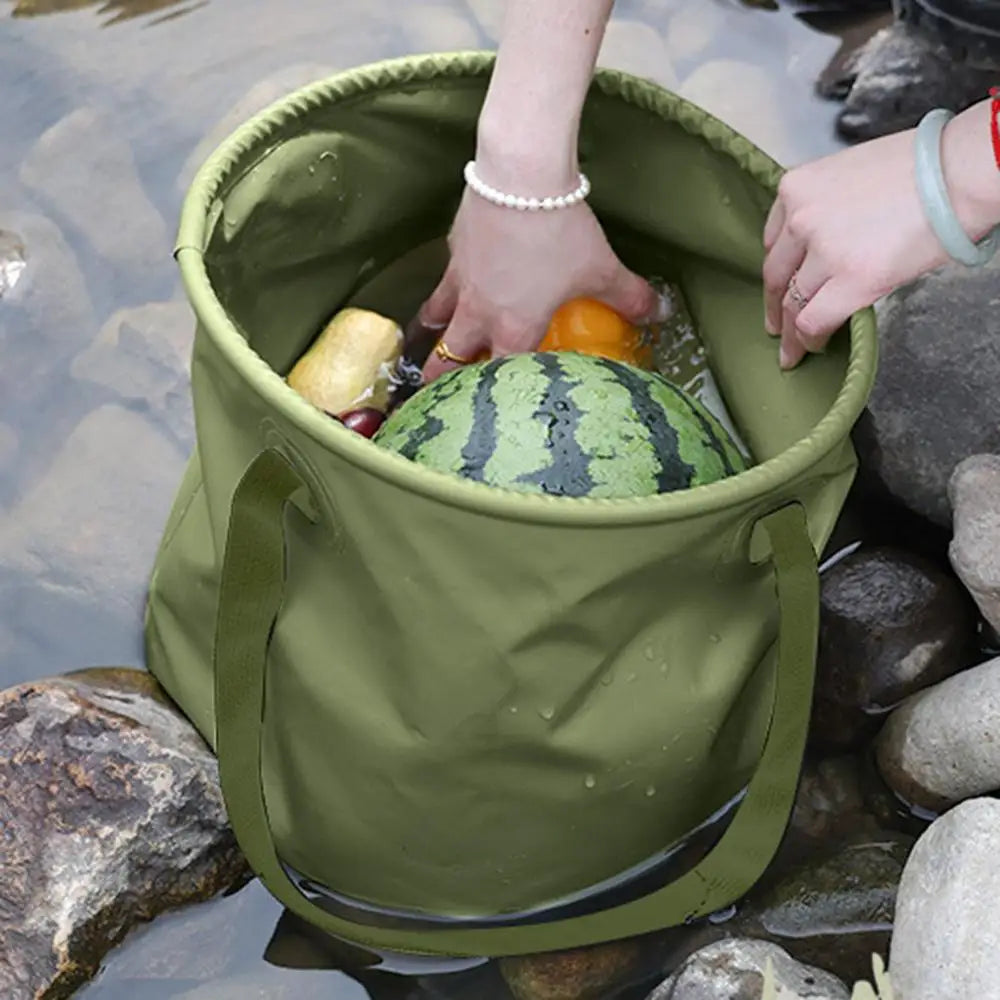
left=374, top=352, right=748, bottom=498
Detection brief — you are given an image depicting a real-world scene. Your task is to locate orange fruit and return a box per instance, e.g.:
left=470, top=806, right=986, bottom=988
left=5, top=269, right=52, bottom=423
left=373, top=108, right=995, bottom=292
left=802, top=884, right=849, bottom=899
left=432, top=297, right=653, bottom=368
left=540, top=298, right=653, bottom=368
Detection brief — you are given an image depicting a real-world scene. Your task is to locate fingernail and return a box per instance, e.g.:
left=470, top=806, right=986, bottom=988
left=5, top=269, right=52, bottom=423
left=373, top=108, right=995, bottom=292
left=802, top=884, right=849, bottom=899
left=764, top=316, right=776, bottom=337
left=779, top=344, right=793, bottom=370
left=422, top=319, right=447, bottom=331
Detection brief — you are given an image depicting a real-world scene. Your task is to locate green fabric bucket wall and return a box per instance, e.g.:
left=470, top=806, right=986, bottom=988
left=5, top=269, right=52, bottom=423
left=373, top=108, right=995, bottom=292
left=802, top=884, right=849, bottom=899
left=147, top=52, right=878, bottom=952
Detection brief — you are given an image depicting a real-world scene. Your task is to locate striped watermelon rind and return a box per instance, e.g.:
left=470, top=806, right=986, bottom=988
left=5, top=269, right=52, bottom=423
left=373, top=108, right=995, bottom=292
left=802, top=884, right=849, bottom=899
left=374, top=353, right=749, bottom=499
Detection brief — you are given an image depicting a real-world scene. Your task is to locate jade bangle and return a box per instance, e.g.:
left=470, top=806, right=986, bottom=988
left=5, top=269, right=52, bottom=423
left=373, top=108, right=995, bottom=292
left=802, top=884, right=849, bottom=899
left=914, top=108, right=998, bottom=268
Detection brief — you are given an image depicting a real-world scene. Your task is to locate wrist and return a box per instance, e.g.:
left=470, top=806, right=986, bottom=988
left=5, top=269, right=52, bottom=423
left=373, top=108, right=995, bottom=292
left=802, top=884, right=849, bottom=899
left=475, top=111, right=581, bottom=194
left=942, top=99, right=1000, bottom=239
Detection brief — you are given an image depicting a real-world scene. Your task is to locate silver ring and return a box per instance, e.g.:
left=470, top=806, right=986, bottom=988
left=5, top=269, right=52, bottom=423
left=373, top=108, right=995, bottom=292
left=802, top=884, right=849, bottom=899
left=788, top=274, right=810, bottom=310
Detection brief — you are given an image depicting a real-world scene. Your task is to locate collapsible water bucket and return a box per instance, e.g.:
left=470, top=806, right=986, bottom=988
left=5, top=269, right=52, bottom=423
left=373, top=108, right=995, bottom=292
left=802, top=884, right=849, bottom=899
left=147, top=52, right=878, bottom=959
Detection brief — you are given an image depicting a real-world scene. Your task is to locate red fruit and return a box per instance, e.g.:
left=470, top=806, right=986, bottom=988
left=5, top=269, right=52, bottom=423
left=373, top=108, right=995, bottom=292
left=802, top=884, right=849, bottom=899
left=339, top=408, right=385, bottom=438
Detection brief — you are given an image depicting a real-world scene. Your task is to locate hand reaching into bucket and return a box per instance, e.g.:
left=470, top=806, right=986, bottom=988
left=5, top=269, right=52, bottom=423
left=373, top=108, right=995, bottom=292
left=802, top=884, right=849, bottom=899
left=419, top=0, right=664, bottom=382
left=765, top=97, right=1000, bottom=369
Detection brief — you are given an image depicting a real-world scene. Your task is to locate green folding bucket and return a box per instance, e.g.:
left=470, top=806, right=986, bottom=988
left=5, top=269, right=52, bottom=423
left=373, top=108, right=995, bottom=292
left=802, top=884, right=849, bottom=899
left=146, top=52, right=878, bottom=960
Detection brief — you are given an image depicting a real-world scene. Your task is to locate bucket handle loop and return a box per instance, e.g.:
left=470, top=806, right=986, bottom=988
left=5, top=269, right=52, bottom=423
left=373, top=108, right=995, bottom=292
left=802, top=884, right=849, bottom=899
left=213, top=448, right=819, bottom=960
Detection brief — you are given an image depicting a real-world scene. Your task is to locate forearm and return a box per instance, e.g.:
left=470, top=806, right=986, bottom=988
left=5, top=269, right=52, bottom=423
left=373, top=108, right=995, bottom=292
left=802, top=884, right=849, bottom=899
left=476, top=0, right=614, bottom=192
left=944, top=99, right=1000, bottom=240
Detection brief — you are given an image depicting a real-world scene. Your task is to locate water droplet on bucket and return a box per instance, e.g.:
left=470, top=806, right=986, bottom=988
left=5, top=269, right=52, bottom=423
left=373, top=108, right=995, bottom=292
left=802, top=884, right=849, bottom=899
left=660, top=663, right=670, bottom=676
left=508, top=706, right=518, bottom=715
left=601, top=674, right=614, bottom=687
left=308, top=164, right=316, bottom=175
left=539, top=707, right=555, bottom=721
left=645, top=785, right=657, bottom=797
left=626, top=672, right=637, bottom=683
left=709, top=633, right=721, bottom=644
left=644, top=647, right=655, bottom=661
left=584, top=774, right=597, bottom=789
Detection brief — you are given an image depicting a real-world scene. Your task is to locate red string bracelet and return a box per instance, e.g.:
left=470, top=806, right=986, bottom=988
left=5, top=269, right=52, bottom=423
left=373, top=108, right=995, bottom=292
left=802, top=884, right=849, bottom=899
left=990, top=87, right=1000, bottom=171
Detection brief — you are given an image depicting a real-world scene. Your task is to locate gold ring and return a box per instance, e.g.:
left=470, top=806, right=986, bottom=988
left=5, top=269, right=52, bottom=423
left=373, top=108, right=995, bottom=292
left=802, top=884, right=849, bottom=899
left=434, top=340, right=477, bottom=365
left=788, top=274, right=810, bottom=310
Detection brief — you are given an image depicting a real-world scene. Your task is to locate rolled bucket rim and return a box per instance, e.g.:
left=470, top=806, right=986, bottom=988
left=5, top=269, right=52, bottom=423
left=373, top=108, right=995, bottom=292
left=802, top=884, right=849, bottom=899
left=175, top=50, right=878, bottom=528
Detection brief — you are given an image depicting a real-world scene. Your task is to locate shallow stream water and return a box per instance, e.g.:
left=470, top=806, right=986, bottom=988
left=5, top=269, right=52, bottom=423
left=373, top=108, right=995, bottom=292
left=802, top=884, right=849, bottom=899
left=0, top=0, right=889, bottom=995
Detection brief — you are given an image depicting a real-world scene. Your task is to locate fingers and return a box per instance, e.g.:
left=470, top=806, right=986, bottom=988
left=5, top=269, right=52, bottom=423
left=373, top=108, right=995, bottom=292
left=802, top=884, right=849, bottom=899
left=763, top=197, right=785, bottom=252
left=418, top=265, right=460, bottom=330
left=762, top=224, right=807, bottom=337
left=421, top=301, right=489, bottom=383
left=596, top=266, right=669, bottom=325
left=779, top=253, right=827, bottom=368
left=794, top=280, right=865, bottom=353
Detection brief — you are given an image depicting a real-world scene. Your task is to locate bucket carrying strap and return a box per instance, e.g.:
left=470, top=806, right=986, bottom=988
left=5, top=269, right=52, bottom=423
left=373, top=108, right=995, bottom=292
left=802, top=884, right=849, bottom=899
left=214, top=449, right=819, bottom=960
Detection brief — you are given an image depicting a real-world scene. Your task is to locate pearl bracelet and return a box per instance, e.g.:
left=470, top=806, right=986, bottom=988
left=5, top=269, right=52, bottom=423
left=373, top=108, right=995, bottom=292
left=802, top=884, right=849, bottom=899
left=463, top=160, right=591, bottom=211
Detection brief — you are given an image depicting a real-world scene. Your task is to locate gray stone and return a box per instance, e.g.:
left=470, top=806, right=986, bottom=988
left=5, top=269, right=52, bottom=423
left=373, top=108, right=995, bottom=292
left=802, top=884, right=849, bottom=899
left=0, top=228, right=27, bottom=298
left=176, top=63, right=337, bottom=194
left=838, top=23, right=997, bottom=141
left=463, top=0, right=504, bottom=42
left=598, top=19, right=678, bottom=89
left=0, top=404, right=186, bottom=626
left=71, top=300, right=195, bottom=449
left=647, top=939, right=849, bottom=1000
left=889, top=798, right=1000, bottom=1000
left=0, top=210, right=95, bottom=355
left=0, top=668, right=248, bottom=999
left=876, top=657, right=1000, bottom=812
left=813, top=547, right=976, bottom=749
left=0, top=423, right=16, bottom=470
left=854, top=256, right=1000, bottom=528
left=20, top=107, right=169, bottom=271
left=398, top=4, right=480, bottom=53
left=171, top=964, right=370, bottom=1000
left=735, top=834, right=912, bottom=986
left=665, top=0, right=725, bottom=65
left=679, top=61, right=796, bottom=165
left=949, top=454, right=1000, bottom=634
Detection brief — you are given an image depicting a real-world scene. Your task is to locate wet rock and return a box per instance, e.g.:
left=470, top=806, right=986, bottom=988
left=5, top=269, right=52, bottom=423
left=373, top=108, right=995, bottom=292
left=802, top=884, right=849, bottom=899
left=0, top=210, right=95, bottom=354
left=399, top=4, right=480, bottom=53
left=837, top=23, right=996, bottom=141
left=171, top=964, right=370, bottom=1000
left=647, top=939, right=849, bottom=1000
left=0, top=228, right=27, bottom=298
left=949, top=454, right=1000, bottom=635
left=500, top=940, right=642, bottom=1000
left=812, top=547, right=976, bottom=749
left=789, top=755, right=878, bottom=847
left=890, top=798, right=1000, bottom=1000
left=0, top=423, right=16, bottom=470
left=875, top=657, right=1000, bottom=812
left=0, top=668, right=248, bottom=999
left=463, top=0, right=504, bottom=42
left=598, top=19, right=678, bottom=89
left=20, top=107, right=169, bottom=272
left=853, top=256, right=1000, bottom=528
left=735, top=834, right=912, bottom=986
left=177, top=63, right=337, bottom=194
left=0, top=405, right=186, bottom=663
left=71, top=300, right=195, bottom=450
left=83, top=879, right=256, bottom=986
left=665, top=0, right=726, bottom=65
left=680, top=60, right=795, bottom=164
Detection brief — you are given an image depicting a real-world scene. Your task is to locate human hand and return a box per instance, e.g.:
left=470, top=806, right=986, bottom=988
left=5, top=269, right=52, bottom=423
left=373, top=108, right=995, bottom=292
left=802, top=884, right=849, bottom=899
left=419, top=188, right=666, bottom=381
left=763, top=98, right=1000, bottom=369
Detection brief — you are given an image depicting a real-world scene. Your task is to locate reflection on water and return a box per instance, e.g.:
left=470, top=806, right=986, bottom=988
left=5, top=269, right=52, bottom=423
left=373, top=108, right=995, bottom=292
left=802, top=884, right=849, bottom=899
left=8, top=0, right=202, bottom=27
left=1, top=0, right=888, bottom=997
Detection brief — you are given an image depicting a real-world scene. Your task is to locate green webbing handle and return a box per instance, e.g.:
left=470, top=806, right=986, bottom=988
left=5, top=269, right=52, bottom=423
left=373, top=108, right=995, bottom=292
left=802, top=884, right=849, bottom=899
left=214, top=449, right=819, bottom=960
